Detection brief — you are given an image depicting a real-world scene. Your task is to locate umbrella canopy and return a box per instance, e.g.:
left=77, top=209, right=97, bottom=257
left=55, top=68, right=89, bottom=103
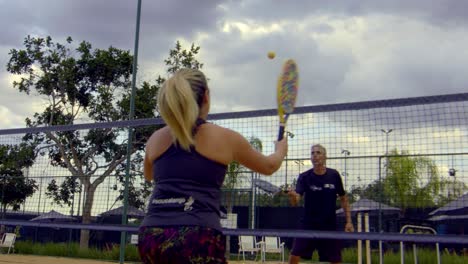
left=336, top=198, right=400, bottom=215
left=429, top=193, right=468, bottom=216
left=428, top=214, right=468, bottom=221
left=30, top=210, right=76, bottom=222
left=99, top=206, right=145, bottom=218
left=253, top=178, right=281, bottom=194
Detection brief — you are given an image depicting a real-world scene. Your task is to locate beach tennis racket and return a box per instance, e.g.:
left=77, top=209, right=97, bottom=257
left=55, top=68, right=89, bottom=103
left=277, top=59, right=299, bottom=140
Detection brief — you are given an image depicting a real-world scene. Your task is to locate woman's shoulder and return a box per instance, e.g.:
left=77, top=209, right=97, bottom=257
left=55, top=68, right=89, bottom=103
left=200, top=122, right=238, bottom=137
left=148, top=126, right=171, bottom=141
left=146, top=126, right=172, bottom=157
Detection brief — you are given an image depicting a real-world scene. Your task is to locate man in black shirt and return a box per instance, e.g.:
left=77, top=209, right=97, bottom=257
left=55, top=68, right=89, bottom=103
left=288, top=144, right=353, bottom=264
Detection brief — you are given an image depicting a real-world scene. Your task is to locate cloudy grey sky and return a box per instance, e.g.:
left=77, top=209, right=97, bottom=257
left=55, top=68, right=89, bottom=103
left=1, top=0, right=468, bottom=129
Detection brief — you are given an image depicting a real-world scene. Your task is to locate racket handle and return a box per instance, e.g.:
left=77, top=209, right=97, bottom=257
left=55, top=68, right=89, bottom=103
left=278, top=126, right=285, bottom=140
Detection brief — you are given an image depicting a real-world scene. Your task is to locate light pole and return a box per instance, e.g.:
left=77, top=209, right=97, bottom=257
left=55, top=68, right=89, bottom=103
left=379, top=129, right=393, bottom=264
left=381, top=129, right=393, bottom=159
left=251, top=141, right=263, bottom=229
left=294, top=159, right=304, bottom=191
left=341, top=149, right=350, bottom=190
left=284, top=131, right=294, bottom=188
left=449, top=155, right=457, bottom=198
left=294, top=160, right=304, bottom=174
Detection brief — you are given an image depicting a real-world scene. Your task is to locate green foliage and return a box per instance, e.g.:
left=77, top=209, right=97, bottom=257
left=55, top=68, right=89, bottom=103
left=45, top=177, right=81, bottom=207
left=164, top=41, right=203, bottom=74
left=383, top=149, right=442, bottom=210
left=15, top=241, right=140, bottom=262
left=349, top=181, right=387, bottom=204
left=350, top=149, right=451, bottom=210
left=224, top=162, right=242, bottom=190
left=221, top=188, right=296, bottom=207
left=437, top=178, right=468, bottom=205
left=0, top=143, right=37, bottom=216
left=284, top=247, right=466, bottom=264
left=13, top=241, right=467, bottom=264
left=248, top=136, right=263, bottom=152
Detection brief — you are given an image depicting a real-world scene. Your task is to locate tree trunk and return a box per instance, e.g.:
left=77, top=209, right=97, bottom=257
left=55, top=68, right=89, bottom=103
left=79, top=184, right=95, bottom=249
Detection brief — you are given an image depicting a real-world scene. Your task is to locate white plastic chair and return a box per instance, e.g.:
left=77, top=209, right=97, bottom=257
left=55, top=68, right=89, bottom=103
left=261, top=236, right=285, bottom=263
left=238, top=235, right=262, bottom=261
left=0, top=233, right=16, bottom=254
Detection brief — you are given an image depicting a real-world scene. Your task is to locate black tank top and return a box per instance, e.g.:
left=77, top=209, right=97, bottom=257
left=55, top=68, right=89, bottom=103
left=140, top=119, right=228, bottom=230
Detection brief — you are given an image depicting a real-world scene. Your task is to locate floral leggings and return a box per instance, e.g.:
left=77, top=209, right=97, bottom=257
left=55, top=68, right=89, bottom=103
left=138, top=226, right=227, bottom=264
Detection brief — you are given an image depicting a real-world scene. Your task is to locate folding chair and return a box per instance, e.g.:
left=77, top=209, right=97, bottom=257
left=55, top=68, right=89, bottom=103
left=261, top=236, right=285, bottom=263
left=238, top=235, right=262, bottom=261
left=0, top=233, right=16, bottom=254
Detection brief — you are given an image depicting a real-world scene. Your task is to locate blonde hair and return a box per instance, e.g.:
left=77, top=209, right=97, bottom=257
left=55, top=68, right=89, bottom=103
left=157, top=69, right=208, bottom=151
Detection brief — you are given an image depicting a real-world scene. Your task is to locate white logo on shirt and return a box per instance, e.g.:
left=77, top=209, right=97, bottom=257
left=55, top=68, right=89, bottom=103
left=152, top=196, right=195, bottom=211
left=309, top=184, right=335, bottom=191
left=184, top=196, right=194, bottom=211
left=310, top=185, right=322, bottom=191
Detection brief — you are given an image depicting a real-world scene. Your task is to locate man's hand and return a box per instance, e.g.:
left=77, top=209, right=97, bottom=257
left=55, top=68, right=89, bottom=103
left=287, top=189, right=300, bottom=206
left=339, top=195, right=353, bottom=232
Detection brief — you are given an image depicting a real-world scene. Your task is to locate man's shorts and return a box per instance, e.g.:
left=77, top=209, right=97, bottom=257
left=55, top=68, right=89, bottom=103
left=291, top=237, right=342, bottom=263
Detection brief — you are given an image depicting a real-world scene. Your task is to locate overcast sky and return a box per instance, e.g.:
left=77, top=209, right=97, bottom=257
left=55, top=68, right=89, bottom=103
left=1, top=0, right=468, bottom=129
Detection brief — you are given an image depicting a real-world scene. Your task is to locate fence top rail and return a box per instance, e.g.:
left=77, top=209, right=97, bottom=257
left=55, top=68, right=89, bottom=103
left=0, top=220, right=466, bottom=244
left=1, top=92, right=467, bottom=136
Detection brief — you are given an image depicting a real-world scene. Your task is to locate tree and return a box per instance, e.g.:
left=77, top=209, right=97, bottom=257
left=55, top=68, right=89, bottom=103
left=164, top=41, right=203, bottom=74
left=6, top=36, right=203, bottom=248
left=437, top=178, right=467, bottom=205
left=350, top=149, right=445, bottom=212
left=0, top=143, right=37, bottom=218
left=383, top=149, right=443, bottom=211
left=45, top=176, right=81, bottom=208
left=348, top=181, right=389, bottom=205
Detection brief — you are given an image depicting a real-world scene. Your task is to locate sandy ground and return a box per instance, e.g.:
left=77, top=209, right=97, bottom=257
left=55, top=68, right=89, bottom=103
left=0, top=254, right=288, bottom=264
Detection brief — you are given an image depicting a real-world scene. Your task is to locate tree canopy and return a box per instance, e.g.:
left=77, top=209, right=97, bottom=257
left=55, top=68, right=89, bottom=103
left=349, top=149, right=450, bottom=211
left=0, top=143, right=37, bottom=218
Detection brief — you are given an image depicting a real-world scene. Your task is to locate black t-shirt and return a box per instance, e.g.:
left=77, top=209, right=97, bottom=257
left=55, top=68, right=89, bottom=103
left=295, top=168, right=345, bottom=229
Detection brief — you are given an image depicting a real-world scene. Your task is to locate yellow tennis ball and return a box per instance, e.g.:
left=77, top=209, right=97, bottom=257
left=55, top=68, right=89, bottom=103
left=267, top=51, right=275, bottom=59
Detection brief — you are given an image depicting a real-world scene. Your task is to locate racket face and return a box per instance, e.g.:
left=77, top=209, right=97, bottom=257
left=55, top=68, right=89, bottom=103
left=277, top=59, right=299, bottom=115
left=277, top=76, right=285, bottom=122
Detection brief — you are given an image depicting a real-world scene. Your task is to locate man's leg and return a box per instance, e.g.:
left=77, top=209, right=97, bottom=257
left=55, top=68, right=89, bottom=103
left=317, top=238, right=342, bottom=264
left=289, top=254, right=301, bottom=264
left=289, top=238, right=314, bottom=264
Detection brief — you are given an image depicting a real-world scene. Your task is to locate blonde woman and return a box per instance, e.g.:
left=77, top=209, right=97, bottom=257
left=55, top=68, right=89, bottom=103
left=138, top=68, right=288, bottom=264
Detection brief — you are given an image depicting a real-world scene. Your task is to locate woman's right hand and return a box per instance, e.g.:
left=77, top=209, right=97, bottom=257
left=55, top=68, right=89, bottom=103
left=275, top=136, right=288, bottom=157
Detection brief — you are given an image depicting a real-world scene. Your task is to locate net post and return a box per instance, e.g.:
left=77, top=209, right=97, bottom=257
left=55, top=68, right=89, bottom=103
left=119, top=0, right=142, bottom=263
left=365, top=212, right=371, bottom=264
left=357, top=212, right=362, bottom=264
